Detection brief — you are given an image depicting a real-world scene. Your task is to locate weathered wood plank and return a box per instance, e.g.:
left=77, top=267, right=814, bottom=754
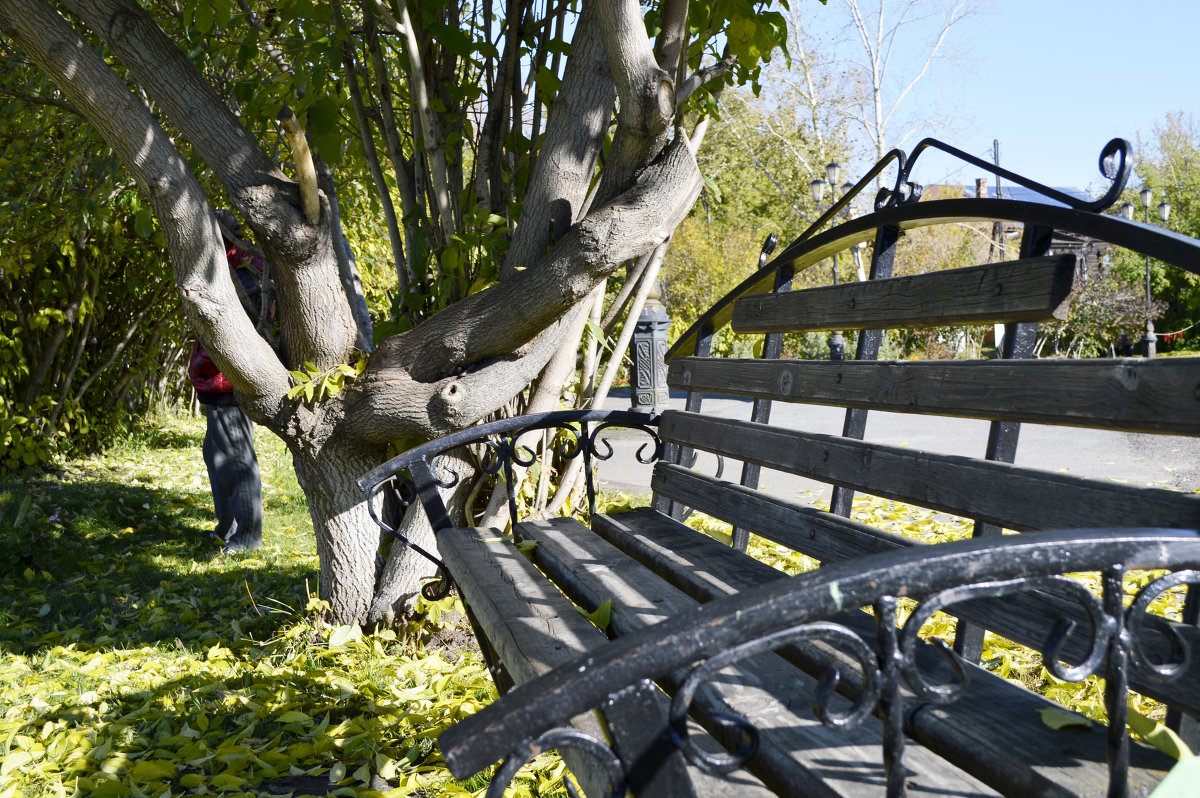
left=668, top=357, right=1200, bottom=435
left=523, top=517, right=1002, bottom=798
left=651, top=462, right=909, bottom=562
left=437, top=526, right=709, bottom=797
left=732, top=256, right=1076, bottom=334
left=588, top=510, right=1174, bottom=796
left=658, top=411, right=1200, bottom=533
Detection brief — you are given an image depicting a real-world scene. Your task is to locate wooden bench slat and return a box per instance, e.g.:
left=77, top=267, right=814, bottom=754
left=658, top=410, right=1200, bottom=533
left=521, top=517, right=1002, bottom=798
left=588, top=510, right=1174, bottom=796
left=732, top=256, right=1076, bottom=334
left=437, top=526, right=709, bottom=797
left=652, top=462, right=910, bottom=562
left=669, top=357, right=1200, bottom=435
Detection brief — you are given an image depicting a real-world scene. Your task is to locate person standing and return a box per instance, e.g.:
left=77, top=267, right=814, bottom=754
left=188, top=210, right=264, bottom=553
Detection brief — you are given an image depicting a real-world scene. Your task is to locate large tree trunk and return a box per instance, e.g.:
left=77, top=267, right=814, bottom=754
left=2, top=0, right=708, bottom=626
left=290, top=436, right=387, bottom=624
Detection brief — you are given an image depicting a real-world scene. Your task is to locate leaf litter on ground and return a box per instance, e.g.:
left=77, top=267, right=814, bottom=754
left=0, top=413, right=569, bottom=798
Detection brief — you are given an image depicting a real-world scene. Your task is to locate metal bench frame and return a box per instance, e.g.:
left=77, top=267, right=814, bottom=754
left=358, top=137, right=1200, bottom=798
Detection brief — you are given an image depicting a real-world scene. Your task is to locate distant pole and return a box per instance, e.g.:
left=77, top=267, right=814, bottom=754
left=993, top=140, right=1002, bottom=199
left=991, top=140, right=1005, bottom=352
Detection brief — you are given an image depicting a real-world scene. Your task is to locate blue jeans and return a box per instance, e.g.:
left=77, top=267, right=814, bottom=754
left=202, top=402, right=263, bottom=550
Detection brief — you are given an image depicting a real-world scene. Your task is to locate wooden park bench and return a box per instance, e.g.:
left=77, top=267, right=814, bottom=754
left=358, top=138, right=1200, bottom=797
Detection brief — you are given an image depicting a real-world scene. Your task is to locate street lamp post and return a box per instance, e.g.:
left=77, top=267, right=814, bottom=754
left=810, top=162, right=855, bottom=360
left=1119, top=190, right=1171, bottom=357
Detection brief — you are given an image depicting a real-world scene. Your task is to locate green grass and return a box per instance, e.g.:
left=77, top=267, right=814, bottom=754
left=0, top=413, right=568, bottom=798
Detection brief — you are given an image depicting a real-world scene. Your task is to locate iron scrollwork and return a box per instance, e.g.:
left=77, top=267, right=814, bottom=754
left=662, top=565, right=1196, bottom=792
left=1126, top=569, right=1200, bottom=681
left=488, top=727, right=626, bottom=798
left=894, top=137, right=1133, bottom=214
left=364, top=474, right=453, bottom=601
left=668, top=621, right=883, bottom=775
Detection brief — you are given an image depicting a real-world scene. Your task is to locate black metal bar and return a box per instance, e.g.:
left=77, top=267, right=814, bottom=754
left=952, top=224, right=1050, bottom=661
left=581, top=421, right=597, bottom=520
left=829, top=224, right=900, bottom=519
left=662, top=322, right=712, bottom=520
left=407, top=458, right=454, bottom=532
left=875, top=596, right=907, bottom=798
left=1104, top=565, right=1130, bottom=798
left=502, top=447, right=521, bottom=542
left=358, top=409, right=660, bottom=492
left=734, top=236, right=786, bottom=551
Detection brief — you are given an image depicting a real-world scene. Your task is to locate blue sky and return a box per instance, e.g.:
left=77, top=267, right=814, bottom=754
left=798, top=0, right=1199, bottom=195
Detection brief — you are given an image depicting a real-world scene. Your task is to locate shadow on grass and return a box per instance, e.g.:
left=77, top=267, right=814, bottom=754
left=0, top=474, right=318, bottom=658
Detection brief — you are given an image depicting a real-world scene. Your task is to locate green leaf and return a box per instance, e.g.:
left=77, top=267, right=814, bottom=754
left=129, top=760, right=175, bottom=781
left=1128, top=705, right=1193, bottom=760
left=1, top=750, right=33, bottom=776
left=277, top=710, right=312, bottom=724
left=133, top=209, right=154, bottom=238
left=328, top=623, right=362, bottom=647
left=580, top=599, right=613, bottom=633
left=584, top=319, right=614, bottom=354
left=193, top=2, right=214, bottom=33
left=1037, top=706, right=1092, bottom=730
left=429, top=22, right=474, bottom=59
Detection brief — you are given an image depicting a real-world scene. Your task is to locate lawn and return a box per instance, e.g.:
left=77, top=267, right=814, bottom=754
left=0, top=413, right=566, bottom=798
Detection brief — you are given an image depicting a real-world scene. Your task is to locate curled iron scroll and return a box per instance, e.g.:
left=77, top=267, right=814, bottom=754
left=427, top=457, right=463, bottom=490
left=895, top=137, right=1133, bottom=213
left=668, top=621, right=882, bottom=774
left=554, top=425, right=586, bottom=460
left=487, top=727, right=625, bottom=798
left=589, top=421, right=663, bottom=464
left=899, top=576, right=1113, bottom=702
left=364, top=476, right=454, bottom=597
left=1126, top=570, right=1200, bottom=681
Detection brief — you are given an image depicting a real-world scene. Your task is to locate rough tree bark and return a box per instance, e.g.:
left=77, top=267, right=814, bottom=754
left=2, top=0, right=706, bottom=625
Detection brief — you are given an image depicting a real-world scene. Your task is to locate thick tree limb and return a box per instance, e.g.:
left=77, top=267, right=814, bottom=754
left=504, top=0, right=614, bottom=275
left=1, top=0, right=291, bottom=413
left=60, top=0, right=279, bottom=189
left=592, top=0, right=676, bottom=206
left=60, top=0, right=359, bottom=373
left=654, top=0, right=690, bottom=78
left=348, top=136, right=702, bottom=441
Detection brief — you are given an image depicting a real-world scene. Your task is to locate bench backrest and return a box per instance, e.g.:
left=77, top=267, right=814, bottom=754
left=649, top=138, right=1200, bottom=722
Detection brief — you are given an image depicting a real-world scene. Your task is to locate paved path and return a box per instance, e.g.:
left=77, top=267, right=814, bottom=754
left=595, top=390, right=1200, bottom=506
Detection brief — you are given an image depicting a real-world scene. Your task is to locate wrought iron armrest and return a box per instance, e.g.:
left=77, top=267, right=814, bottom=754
left=438, top=527, right=1200, bottom=797
left=355, top=409, right=663, bottom=599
